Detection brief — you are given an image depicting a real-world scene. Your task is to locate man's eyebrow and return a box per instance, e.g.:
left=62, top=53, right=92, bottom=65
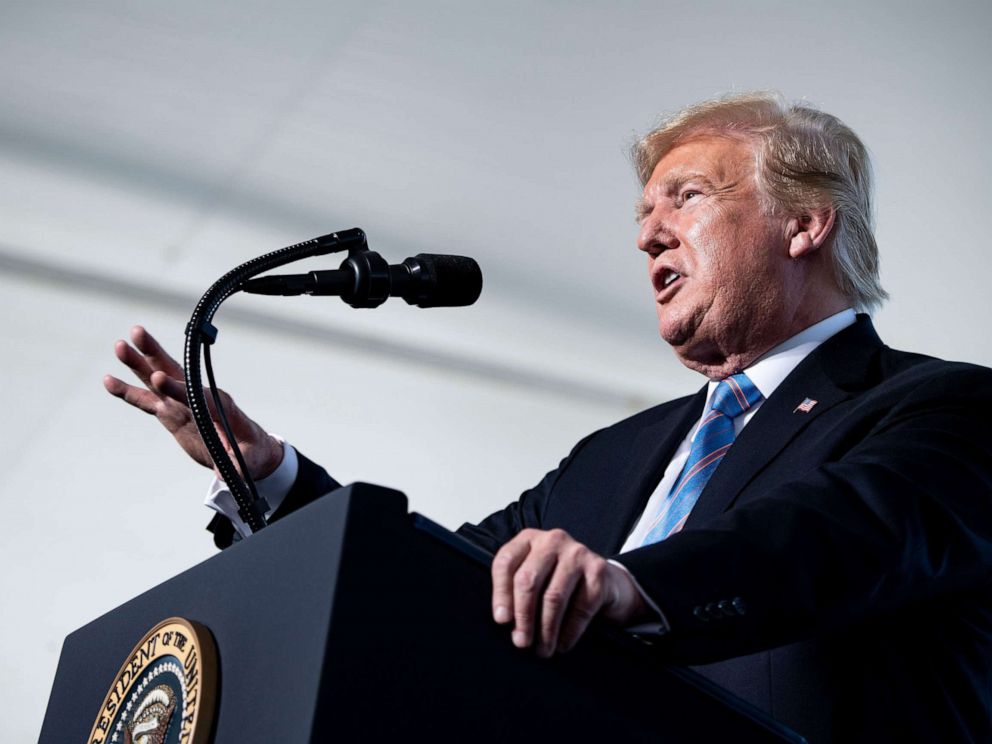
left=664, top=171, right=714, bottom=192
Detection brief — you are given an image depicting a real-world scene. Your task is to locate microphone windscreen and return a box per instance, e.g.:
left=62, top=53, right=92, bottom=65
left=409, top=254, right=483, bottom=307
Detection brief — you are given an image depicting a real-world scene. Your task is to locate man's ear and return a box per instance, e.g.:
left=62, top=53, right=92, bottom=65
left=788, top=207, right=836, bottom=259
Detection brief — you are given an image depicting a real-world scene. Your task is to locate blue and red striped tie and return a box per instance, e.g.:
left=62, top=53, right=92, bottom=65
left=641, top=373, right=763, bottom=545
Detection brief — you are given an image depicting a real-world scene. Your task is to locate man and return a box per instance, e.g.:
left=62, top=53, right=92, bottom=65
left=106, top=92, right=992, bottom=741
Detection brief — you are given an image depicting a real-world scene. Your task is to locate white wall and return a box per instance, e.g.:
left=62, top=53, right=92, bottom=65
left=3, top=1, right=991, bottom=739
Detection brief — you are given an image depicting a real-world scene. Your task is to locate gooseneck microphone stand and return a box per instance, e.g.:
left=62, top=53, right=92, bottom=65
left=183, top=228, right=368, bottom=534
left=184, top=227, right=483, bottom=536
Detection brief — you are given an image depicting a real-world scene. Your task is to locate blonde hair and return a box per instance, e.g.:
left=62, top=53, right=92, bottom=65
left=632, top=92, right=887, bottom=312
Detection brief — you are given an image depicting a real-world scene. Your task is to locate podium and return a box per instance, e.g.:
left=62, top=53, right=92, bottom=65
left=41, top=484, right=805, bottom=742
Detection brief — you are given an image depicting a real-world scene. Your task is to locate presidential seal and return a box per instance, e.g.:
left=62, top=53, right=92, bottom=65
left=88, top=617, right=217, bottom=744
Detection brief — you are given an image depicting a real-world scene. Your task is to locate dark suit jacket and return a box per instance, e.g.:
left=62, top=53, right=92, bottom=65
left=210, top=316, right=992, bottom=742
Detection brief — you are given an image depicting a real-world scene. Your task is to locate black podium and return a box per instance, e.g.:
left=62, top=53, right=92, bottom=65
left=41, top=484, right=805, bottom=742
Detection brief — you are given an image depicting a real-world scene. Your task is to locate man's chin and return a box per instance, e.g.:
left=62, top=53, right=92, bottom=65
left=659, top=319, right=725, bottom=374
left=658, top=319, right=692, bottom=349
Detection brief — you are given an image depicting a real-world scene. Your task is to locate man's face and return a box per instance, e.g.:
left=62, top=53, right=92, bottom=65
left=636, top=135, right=797, bottom=375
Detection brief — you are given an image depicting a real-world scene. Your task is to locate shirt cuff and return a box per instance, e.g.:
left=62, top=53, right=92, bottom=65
left=204, top=436, right=299, bottom=538
left=607, top=559, right=670, bottom=637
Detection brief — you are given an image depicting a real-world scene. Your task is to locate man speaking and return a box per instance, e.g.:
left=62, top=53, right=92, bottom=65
left=105, top=92, right=992, bottom=741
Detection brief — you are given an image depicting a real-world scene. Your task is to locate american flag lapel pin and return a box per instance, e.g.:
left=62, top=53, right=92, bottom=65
left=794, top=397, right=818, bottom=414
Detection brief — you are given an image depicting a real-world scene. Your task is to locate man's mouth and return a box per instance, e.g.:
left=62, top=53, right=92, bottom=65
left=654, top=267, right=684, bottom=299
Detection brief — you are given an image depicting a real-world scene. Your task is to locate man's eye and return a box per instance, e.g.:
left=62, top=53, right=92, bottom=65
left=683, top=190, right=701, bottom=201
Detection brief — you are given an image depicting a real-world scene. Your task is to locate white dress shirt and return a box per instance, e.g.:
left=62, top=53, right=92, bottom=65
left=618, top=308, right=857, bottom=552
left=205, top=434, right=299, bottom=534
left=613, top=308, right=856, bottom=633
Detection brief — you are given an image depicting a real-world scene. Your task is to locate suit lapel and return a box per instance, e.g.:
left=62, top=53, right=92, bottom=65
left=683, top=315, right=884, bottom=530
left=599, top=388, right=707, bottom=554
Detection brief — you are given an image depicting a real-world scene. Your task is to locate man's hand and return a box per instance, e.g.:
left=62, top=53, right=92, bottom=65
left=103, top=325, right=283, bottom=480
left=491, top=528, right=649, bottom=657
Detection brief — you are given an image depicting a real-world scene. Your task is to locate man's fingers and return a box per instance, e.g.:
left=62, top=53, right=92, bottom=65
left=537, top=560, right=583, bottom=657
left=150, top=371, right=189, bottom=405
left=115, top=327, right=252, bottom=438
left=492, top=535, right=532, bottom=626
left=131, top=326, right=184, bottom=378
left=149, top=371, right=234, bottom=424
left=103, top=374, right=127, bottom=398
left=103, top=374, right=162, bottom=416
left=557, top=573, right=605, bottom=653
left=558, top=584, right=600, bottom=653
left=114, top=339, right=156, bottom=386
left=491, top=530, right=616, bottom=656
left=511, top=543, right=561, bottom=649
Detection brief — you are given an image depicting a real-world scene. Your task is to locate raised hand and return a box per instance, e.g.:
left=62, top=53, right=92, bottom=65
left=103, top=325, right=283, bottom=480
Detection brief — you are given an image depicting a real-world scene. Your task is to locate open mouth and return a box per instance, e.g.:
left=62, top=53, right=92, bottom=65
left=654, top=267, right=684, bottom=299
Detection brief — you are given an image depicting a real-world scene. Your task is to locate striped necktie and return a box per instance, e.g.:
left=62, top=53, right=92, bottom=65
left=641, top=372, right=763, bottom=545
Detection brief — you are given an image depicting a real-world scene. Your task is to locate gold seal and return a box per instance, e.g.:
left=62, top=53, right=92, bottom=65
left=88, top=617, right=217, bottom=744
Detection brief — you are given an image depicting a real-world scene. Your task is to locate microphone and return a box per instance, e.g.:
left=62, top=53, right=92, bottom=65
left=242, top=251, right=483, bottom=308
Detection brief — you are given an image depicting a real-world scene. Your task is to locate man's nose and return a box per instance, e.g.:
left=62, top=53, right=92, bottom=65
left=637, top=211, right=679, bottom=257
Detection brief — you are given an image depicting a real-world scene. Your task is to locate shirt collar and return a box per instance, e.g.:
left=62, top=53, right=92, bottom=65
left=705, top=308, right=857, bottom=403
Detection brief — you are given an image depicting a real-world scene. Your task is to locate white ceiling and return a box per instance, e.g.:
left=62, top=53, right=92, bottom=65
left=3, top=0, right=990, bottom=372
